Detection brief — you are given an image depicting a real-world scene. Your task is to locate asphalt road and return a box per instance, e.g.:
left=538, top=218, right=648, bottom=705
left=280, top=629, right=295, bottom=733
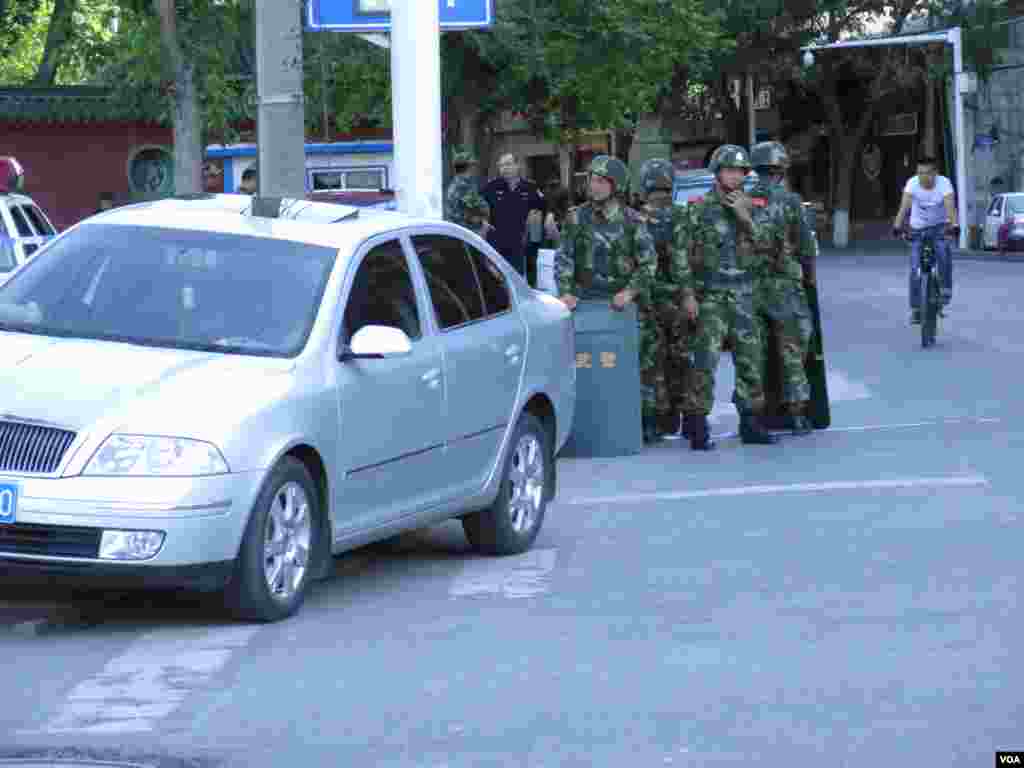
left=1, top=244, right=1021, bottom=767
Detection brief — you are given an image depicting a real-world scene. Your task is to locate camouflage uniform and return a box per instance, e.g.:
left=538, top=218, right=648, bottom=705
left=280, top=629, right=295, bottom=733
left=554, top=156, right=660, bottom=437
left=639, top=158, right=695, bottom=429
left=444, top=147, right=480, bottom=228
left=749, top=141, right=815, bottom=434
left=461, top=189, right=494, bottom=241
left=676, top=145, right=777, bottom=448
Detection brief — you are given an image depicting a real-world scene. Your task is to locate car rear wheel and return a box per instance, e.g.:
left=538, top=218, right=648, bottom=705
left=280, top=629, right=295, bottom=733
left=462, top=412, right=551, bottom=556
left=225, top=457, right=317, bottom=622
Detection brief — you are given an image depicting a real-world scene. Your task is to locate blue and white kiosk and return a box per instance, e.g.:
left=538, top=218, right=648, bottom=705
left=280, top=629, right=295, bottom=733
left=205, top=141, right=395, bottom=197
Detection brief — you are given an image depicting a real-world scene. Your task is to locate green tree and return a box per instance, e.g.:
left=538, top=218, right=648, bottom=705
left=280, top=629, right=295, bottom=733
left=441, top=0, right=726, bottom=176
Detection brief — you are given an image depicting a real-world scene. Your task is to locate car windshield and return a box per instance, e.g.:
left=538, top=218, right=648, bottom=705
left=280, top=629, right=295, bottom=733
left=673, top=174, right=758, bottom=206
left=0, top=223, right=336, bottom=356
left=674, top=182, right=714, bottom=206
left=1007, top=197, right=1024, bottom=215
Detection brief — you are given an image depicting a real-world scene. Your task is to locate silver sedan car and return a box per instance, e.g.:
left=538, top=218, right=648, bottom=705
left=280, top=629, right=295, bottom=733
left=0, top=195, right=575, bottom=621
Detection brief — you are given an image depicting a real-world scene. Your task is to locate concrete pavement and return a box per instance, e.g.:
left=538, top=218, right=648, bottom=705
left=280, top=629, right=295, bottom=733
left=0, top=244, right=1022, bottom=767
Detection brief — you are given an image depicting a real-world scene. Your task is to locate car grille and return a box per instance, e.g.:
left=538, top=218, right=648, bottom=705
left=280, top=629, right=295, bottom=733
left=0, top=523, right=101, bottom=558
left=0, top=420, right=77, bottom=474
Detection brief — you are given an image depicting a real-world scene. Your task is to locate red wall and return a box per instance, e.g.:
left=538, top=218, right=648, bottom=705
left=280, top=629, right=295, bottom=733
left=0, top=121, right=173, bottom=231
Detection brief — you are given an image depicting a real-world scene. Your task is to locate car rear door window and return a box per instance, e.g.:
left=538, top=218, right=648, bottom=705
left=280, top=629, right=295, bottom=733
left=412, top=235, right=485, bottom=330
left=23, top=205, right=54, bottom=235
left=8, top=205, right=34, bottom=237
left=463, top=243, right=511, bottom=317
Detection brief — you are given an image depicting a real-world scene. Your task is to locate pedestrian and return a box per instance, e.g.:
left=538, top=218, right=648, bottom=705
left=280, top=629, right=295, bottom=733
left=891, top=156, right=957, bottom=324
left=748, top=141, right=814, bottom=436
left=482, top=153, right=546, bottom=286
left=239, top=167, right=257, bottom=195
left=444, top=146, right=481, bottom=228
left=553, top=155, right=662, bottom=442
left=637, top=157, right=698, bottom=438
left=541, top=181, right=571, bottom=249
left=676, top=144, right=778, bottom=450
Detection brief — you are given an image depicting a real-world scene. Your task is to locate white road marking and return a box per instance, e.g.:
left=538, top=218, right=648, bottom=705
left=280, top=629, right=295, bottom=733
left=707, top=416, right=1000, bottom=440
left=27, top=625, right=259, bottom=735
left=449, top=548, right=557, bottom=599
left=826, top=368, right=873, bottom=401
left=561, top=474, right=988, bottom=506
left=824, top=416, right=1000, bottom=433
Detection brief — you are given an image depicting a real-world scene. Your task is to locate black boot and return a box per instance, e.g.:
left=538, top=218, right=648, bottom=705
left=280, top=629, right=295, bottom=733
left=789, top=403, right=812, bottom=436
left=688, top=414, right=715, bottom=451
left=680, top=411, right=693, bottom=439
left=739, top=408, right=778, bottom=445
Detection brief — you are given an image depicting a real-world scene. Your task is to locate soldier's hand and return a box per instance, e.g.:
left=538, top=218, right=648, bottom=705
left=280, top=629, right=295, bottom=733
left=560, top=294, right=578, bottom=311
left=724, top=191, right=753, bottom=221
left=683, top=296, right=699, bottom=322
left=611, top=289, right=636, bottom=311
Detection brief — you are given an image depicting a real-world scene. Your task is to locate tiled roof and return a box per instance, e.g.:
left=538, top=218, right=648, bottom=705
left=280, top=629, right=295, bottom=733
left=0, top=86, right=167, bottom=125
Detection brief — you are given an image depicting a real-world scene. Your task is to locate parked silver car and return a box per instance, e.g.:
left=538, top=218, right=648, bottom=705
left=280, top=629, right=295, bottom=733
left=0, top=195, right=575, bottom=621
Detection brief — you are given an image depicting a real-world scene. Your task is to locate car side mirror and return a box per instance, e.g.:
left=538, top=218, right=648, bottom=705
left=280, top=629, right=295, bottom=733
left=339, top=325, right=413, bottom=362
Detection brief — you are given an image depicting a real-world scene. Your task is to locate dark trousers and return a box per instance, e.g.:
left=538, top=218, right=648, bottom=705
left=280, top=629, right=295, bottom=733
left=499, top=241, right=538, bottom=287
left=909, top=225, right=953, bottom=308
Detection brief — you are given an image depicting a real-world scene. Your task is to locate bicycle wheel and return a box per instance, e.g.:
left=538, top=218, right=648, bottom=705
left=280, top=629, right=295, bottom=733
left=921, top=270, right=938, bottom=348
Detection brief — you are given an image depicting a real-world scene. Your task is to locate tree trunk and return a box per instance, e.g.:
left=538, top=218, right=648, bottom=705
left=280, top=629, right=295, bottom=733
left=154, top=0, right=203, bottom=196
left=832, top=140, right=855, bottom=247
left=33, top=0, right=76, bottom=86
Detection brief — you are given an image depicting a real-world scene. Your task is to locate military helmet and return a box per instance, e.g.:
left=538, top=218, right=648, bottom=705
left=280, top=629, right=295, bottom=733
left=639, top=158, right=675, bottom=195
left=462, top=189, right=489, bottom=215
left=709, top=144, right=752, bottom=174
left=750, top=141, right=789, bottom=170
left=451, top=146, right=477, bottom=167
left=588, top=155, right=629, bottom=193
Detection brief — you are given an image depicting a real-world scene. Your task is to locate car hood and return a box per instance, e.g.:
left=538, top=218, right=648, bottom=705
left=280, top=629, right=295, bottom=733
left=0, top=331, right=296, bottom=434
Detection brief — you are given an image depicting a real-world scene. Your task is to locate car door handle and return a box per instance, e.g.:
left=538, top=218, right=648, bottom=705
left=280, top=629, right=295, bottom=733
left=422, top=367, right=442, bottom=389
left=505, top=344, right=521, bottom=364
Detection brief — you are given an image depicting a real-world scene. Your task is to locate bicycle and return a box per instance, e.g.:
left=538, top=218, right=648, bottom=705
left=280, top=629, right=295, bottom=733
left=895, top=226, right=957, bottom=348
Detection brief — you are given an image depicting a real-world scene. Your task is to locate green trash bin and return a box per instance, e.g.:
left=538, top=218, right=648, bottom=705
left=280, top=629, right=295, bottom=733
left=560, top=300, right=643, bottom=458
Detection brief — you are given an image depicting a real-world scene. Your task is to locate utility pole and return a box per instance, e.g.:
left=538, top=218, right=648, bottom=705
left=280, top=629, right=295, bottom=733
left=390, top=0, right=443, bottom=218
left=254, top=0, right=306, bottom=199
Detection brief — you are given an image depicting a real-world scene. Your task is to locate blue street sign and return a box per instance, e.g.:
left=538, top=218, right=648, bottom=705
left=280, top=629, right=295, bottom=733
left=307, top=0, right=494, bottom=31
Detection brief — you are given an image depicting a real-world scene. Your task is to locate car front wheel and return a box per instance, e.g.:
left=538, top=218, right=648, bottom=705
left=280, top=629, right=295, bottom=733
left=463, top=412, right=551, bottom=555
left=225, top=457, right=318, bottom=622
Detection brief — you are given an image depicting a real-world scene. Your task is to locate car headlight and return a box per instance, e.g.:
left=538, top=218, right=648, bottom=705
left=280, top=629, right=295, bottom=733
left=84, top=435, right=230, bottom=476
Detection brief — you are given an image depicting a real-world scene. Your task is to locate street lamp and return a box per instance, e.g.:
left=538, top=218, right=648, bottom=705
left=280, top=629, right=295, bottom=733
left=800, top=27, right=968, bottom=250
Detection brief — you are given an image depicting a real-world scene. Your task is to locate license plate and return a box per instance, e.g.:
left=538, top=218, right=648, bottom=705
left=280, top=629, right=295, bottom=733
left=0, top=482, right=17, bottom=524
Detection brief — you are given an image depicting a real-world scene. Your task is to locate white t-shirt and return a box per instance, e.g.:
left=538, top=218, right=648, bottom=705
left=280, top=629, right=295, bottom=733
left=904, top=175, right=954, bottom=229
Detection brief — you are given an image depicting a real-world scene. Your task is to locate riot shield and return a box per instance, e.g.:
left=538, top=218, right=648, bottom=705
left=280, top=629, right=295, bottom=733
left=804, top=278, right=830, bottom=429
left=759, top=311, right=788, bottom=430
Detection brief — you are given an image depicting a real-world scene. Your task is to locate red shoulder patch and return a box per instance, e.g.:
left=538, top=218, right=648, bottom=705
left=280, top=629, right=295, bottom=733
left=751, top=197, right=768, bottom=207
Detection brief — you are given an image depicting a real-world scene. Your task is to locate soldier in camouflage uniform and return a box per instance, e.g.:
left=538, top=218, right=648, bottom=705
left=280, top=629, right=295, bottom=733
left=444, top=146, right=480, bottom=228
left=638, top=157, right=699, bottom=437
left=676, top=144, right=778, bottom=450
left=461, top=189, right=496, bottom=242
left=749, top=141, right=815, bottom=435
left=554, top=155, right=661, bottom=442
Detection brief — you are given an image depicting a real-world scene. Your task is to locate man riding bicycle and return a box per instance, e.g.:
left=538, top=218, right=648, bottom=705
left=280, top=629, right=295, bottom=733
left=892, top=157, right=957, bottom=325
